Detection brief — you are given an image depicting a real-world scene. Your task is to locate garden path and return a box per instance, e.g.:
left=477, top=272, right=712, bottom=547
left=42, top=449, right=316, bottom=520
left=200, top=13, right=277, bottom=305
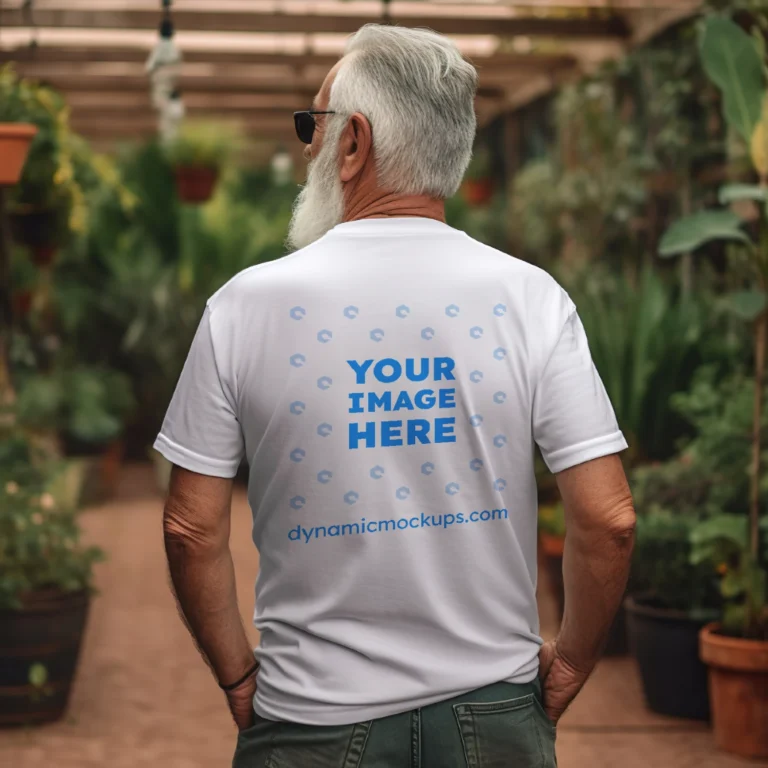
left=0, top=464, right=758, bottom=768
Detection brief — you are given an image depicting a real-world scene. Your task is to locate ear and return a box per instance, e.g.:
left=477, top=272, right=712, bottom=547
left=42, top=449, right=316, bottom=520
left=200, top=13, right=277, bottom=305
left=339, top=112, right=373, bottom=183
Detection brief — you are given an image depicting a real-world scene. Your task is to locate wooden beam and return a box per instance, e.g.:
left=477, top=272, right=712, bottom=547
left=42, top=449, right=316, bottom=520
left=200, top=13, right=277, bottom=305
left=13, top=72, right=508, bottom=100
left=0, top=6, right=630, bottom=39
left=69, top=114, right=297, bottom=139
left=1, top=45, right=576, bottom=75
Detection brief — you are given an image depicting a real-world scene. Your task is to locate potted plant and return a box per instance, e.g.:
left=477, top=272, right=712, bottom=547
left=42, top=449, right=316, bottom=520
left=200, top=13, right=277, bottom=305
left=0, top=430, right=103, bottom=726
left=14, top=364, right=135, bottom=505
left=659, top=15, right=768, bottom=757
left=164, top=121, right=239, bottom=204
left=0, top=66, right=93, bottom=264
left=0, top=124, right=37, bottom=188
left=626, top=459, right=721, bottom=720
left=461, top=146, right=495, bottom=206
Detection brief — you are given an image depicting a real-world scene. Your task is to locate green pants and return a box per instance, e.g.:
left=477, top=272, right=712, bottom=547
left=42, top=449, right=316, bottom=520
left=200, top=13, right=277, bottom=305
left=233, top=680, right=557, bottom=768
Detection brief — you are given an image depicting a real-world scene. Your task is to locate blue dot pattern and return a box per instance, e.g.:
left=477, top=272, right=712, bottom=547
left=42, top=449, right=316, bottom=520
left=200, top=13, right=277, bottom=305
left=283, top=300, right=525, bottom=519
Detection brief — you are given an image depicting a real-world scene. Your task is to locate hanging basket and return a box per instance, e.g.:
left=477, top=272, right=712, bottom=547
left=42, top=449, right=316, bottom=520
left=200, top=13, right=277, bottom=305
left=173, top=165, right=219, bottom=204
left=0, top=124, right=37, bottom=187
left=462, top=178, right=494, bottom=207
left=9, top=207, right=62, bottom=257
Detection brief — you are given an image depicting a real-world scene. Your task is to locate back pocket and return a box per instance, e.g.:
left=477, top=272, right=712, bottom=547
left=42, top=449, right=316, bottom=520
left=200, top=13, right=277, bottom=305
left=453, top=693, right=555, bottom=768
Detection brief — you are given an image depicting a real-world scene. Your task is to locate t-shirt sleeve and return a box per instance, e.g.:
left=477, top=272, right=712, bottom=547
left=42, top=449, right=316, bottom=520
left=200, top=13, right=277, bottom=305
left=153, top=306, right=244, bottom=478
left=532, top=308, right=627, bottom=474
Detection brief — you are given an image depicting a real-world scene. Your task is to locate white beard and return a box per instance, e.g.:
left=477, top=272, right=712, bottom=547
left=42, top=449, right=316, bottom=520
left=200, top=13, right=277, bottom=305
left=287, top=123, right=345, bottom=251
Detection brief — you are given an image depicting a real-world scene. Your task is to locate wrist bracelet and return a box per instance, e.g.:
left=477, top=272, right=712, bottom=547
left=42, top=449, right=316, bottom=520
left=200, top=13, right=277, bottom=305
left=219, top=662, right=259, bottom=692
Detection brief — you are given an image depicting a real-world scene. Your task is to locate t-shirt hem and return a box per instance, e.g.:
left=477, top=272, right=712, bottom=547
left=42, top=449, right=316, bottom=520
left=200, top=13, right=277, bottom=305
left=252, top=659, right=540, bottom=726
left=153, top=433, right=240, bottom=479
left=543, top=430, right=628, bottom=474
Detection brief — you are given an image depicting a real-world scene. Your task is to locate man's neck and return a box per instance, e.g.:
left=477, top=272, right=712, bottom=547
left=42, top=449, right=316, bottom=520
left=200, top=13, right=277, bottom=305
left=344, top=190, right=445, bottom=224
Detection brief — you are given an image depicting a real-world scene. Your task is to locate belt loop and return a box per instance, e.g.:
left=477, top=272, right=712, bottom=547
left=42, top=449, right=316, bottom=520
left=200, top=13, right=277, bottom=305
left=411, top=708, right=422, bottom=768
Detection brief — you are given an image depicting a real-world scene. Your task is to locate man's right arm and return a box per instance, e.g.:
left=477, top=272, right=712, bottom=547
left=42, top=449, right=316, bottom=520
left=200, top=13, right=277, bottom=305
left=539, top=454, right=636, bottom=722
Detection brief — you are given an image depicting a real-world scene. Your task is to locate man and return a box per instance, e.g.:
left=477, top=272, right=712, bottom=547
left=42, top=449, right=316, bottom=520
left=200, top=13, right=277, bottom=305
left=157, top=24, right=635, bottom=768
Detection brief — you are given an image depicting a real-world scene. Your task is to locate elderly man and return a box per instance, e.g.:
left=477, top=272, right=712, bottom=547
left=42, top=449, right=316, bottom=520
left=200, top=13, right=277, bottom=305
left=156, top=24, right=635, bottom=768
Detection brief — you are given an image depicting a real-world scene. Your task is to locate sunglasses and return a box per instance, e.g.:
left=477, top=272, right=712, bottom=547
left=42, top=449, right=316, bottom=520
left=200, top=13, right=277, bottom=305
left=293, top=110, right=336, bottom=144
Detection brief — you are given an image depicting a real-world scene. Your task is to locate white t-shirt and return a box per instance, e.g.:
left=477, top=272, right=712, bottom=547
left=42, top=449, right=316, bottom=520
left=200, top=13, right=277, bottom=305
left=154, top=217, right=627, bottom=726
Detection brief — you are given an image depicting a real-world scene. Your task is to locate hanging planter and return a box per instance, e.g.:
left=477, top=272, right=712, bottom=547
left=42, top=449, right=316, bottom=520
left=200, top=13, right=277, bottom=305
left=0, top=124, right=37, bottom=187
left=9, top=207, right=62, bottom=262
left=164, top=121, right=240, bottom=205
left=462, top=178, right=495, bottom=207
left=173, top=165, right=219, bottom=204
left=700, top=624, right=768, bottom=759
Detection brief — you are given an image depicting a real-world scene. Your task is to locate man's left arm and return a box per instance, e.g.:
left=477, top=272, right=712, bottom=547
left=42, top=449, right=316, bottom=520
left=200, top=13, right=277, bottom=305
left=163, top=465, right=256, bottom=730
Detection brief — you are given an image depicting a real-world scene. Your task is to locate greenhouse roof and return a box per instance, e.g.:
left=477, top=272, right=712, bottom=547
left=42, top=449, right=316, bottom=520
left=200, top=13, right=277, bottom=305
left=0, top=0, right=702, bottom=148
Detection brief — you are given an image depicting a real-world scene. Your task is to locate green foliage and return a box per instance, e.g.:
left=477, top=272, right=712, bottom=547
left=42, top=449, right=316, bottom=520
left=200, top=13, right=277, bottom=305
left=537, top=503, right=565, bottom=538
left=690, top=515, right=768, bottom=637
left=699, top=16, right=765, bottom=144
left=0, top=432, right=104, bottom=610
left=630, top=507, right=720, bottom=615
left=722, top=290, right=767, bottom=321
left=0, top=65, right=127, bottom=239
left=567, top=267, right=724, bottom=462
left=636, top=370, right=768, bottom=637
left=55, top=143, right=295, bottom=443
left=510, top=75, right=650, bottom=268
left=464, top=146, right=492, bottom=181
left=659, top=210, right=750, bottom=256
left=163, top=121, right=242, bottom=169
left=719, top=183, right=767, bottom=203
left=15, top=364, right=134, bottom=448
left=657, top=12, right=768, bottom=638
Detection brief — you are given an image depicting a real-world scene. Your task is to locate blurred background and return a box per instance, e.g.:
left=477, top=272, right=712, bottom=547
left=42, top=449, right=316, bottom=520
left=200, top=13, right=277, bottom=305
left=1, top=1, right=767, bottom=766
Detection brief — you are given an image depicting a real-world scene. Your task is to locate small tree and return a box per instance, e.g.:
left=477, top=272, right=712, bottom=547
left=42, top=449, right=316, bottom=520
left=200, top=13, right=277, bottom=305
left=659, top=16, right=768, bottom=638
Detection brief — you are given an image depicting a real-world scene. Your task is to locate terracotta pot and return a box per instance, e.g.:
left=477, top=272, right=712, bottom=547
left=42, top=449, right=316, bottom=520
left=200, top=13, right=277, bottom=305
left=462, top=178, right=494, bottom=206
left=539, top=532, right=564, bottom=558
left=0, top=589, right=90, bottom=726
left=173, top=165, right=219, bottom=204
left=12, top=290, right=32, bottom=318
left=0, top=124, right=37, bottom=186
left=700, top=623, right=768, bottom=759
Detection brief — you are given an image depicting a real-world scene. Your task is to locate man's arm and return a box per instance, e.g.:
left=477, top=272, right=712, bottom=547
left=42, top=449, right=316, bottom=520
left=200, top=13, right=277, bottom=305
left=539, top=454, right=636, bottom=722
left=162, top=465, right=256, bottom=729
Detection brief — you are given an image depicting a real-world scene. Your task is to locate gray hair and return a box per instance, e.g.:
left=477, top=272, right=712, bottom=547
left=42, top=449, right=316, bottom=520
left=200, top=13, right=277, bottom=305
left=330, top=24, right=478, bottom=199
